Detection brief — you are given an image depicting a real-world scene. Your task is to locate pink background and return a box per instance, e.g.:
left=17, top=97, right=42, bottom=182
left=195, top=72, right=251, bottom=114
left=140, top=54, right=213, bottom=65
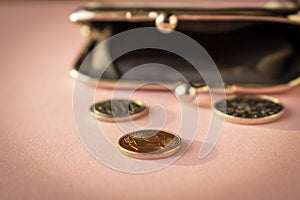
left=0, top=1, right=300, bottom=200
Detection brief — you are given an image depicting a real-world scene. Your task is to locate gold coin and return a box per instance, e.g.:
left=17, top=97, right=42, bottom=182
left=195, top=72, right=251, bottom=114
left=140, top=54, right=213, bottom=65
left=214, top=95, right=285, bottom=125
left=117, top=130, right=182, bottom=159
left=90, top=99, right=147, bottom=122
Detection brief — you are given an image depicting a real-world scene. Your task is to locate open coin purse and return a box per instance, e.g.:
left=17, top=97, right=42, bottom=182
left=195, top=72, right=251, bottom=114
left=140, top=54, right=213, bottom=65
left=70, top=0, right=300, bottom=91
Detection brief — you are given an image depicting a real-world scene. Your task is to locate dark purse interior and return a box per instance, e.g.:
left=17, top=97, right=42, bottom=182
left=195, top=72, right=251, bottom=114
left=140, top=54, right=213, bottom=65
left=76, top=20, right=300, bottom=85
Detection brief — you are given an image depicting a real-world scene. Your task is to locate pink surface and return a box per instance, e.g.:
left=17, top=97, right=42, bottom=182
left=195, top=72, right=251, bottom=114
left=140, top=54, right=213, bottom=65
left=0, top=1, right=300, bottom=200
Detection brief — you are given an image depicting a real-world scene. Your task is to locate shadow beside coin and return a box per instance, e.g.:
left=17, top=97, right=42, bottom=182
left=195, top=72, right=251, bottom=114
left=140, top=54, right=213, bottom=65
left=173, top=140, right=219, bottom=166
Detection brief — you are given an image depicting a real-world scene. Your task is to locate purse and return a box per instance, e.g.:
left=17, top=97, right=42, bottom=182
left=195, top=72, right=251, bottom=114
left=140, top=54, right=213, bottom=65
left=69, top=0, right=300, bottom=93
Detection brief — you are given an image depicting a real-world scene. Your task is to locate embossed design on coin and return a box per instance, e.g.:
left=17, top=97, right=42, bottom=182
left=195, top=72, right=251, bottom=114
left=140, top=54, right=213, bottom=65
left=118, top=130, right=182, bottom=159
left=90, top=99, right=146, bottom=122
left=214, top=95, right=284, bottom=124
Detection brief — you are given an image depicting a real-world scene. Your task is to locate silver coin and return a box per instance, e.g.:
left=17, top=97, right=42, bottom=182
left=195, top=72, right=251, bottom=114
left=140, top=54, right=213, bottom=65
left=214, top=95, right=285, bottom=124
left=90, top=99, right=147, bottom=122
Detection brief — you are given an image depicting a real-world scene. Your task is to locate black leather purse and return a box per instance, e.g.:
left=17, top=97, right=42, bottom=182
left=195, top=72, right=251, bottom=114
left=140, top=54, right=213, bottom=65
left=70, top=0, right=300, bottom=92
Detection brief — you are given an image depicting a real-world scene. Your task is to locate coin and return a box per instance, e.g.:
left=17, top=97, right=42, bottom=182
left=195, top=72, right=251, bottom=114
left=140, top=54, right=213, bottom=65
left=214, top=95, right=284, bottom=124
left=117, top=130, right=182, bottom=159
left=90, top=99, right=147, bottom=122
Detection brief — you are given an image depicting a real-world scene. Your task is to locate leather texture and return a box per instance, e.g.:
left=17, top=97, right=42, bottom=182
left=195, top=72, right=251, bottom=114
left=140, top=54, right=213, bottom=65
left=75, top=0, right=300, bottom=85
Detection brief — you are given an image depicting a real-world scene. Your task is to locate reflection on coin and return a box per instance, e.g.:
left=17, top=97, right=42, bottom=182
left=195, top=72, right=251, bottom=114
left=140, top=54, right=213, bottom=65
left=118, top=130, right=182, bottom=159
left=214, top=95, right=284, bottom=125
left=90, top=99, right=147, bottom=122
